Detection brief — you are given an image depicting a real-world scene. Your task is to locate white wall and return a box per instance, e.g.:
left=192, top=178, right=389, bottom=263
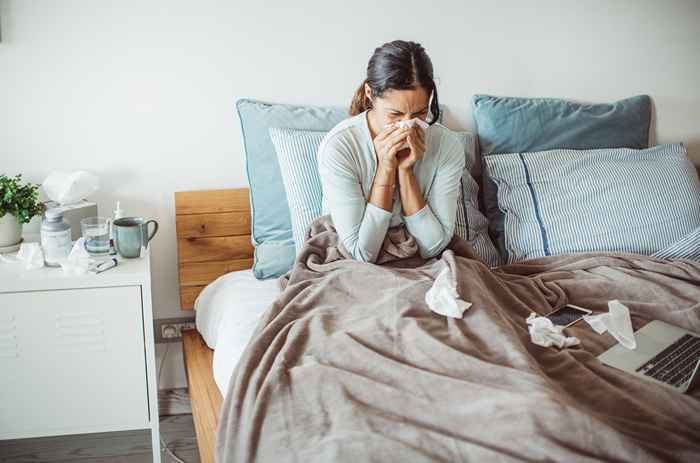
left=2, top=0, right=699, bottom=388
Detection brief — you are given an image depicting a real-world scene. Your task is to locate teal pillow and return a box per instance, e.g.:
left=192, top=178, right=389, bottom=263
left=472, top=94, right=652, bottom=258
left=236, top=99, right=347, bottom=278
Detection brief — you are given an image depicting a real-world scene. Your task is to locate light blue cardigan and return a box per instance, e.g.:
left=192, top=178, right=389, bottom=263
left=318, top=111, right=465, bottom=263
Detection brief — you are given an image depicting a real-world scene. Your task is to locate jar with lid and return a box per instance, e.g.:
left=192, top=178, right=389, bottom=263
left=41, top=208, right=72, bottom=267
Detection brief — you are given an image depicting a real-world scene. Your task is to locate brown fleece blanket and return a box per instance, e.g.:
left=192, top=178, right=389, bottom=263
left=216, top=215, right=700, bottom=462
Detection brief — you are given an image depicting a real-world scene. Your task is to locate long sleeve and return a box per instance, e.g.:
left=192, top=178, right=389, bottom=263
left=318, top=136, right=393, bottom=263
left=402, top=134, right=465, bottom=258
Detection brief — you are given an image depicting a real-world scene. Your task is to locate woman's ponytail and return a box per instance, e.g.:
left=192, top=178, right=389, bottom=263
left=349, top=79, right=371, bottom=116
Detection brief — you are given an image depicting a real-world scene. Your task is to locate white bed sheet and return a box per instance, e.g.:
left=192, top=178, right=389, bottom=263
left=194, top=269, right=281, bottom=394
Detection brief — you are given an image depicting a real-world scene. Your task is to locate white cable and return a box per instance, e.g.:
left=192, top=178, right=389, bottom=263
left=157, top=342, right=170, bottom=384
left=157, top=342, right=188, bottom=463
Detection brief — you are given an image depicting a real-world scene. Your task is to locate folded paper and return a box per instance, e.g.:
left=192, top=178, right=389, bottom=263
left=385, top=118, right=429, bottom=151
left=426, top=265, right=472, bottom=318
left=59, top=237, right=91, bottom=275
left=43, top=171, right=99, bottom=205
left=584, top=300, right=637, bottom=350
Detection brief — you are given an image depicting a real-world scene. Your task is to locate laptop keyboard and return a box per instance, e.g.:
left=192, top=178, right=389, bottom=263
left=635, top=334, right=700, bottom=387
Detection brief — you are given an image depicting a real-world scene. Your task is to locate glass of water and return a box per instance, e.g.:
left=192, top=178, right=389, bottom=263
left=81, top=217, right=111, bottom=254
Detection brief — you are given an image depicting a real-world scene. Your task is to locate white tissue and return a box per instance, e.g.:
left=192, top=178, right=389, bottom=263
left=526, top=313, right=581, bottom=349
left=584, top=300, right=636, bottom=350
left=387, top=118, right=429, bottom=151
left=43, top=171, right=99, bottom=205
left=395, top=118, right=429, bottom=130
left=426, top=266, right=472, bottom=318
left=58, top=238, right=91, bottom=275
left=0, top=242, right=45, bottom=270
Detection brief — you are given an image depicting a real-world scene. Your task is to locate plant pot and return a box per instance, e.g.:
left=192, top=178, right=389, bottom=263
left=0, top=213, right=23, bottom=247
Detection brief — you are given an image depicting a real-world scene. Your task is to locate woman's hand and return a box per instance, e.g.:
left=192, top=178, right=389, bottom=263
left=397, top=125, right=426, bottom=172
left=373, top=125, right=411, bottom=172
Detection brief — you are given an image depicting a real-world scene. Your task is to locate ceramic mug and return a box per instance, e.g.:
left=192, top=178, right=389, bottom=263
left=113, top=217, right=159, bottom=258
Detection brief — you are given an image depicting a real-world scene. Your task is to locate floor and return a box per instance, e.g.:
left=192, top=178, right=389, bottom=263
left=0, top=389, right=200, bottom=463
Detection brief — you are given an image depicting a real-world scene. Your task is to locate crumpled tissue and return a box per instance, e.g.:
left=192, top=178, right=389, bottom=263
left=59, top=238, right=91, bottom=275
left=526, top=313, right=581, bottom=349
left=425, top=266, right=472, bottom=318
left=43, top=171, right=99, bottom=205
left=387, top=118, right=430, bottom=151
left=584, top=300, right=636, bottom=350
left=0, top=242, right=45, bottom=270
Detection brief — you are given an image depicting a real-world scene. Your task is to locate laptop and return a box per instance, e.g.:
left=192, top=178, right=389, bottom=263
left=598, top=320, right=700, bottom=394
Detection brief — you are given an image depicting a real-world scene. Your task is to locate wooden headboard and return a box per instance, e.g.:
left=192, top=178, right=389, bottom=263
left=175, top=188, right=253, bottom=310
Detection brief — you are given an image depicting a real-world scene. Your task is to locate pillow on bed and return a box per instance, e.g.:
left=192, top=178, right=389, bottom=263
left=268, top=128, right=327, bottom=253
left=452, top=131, right=502, bottom=267
left=472, top=94, right=652, bottom=258
left=236, top=98, right=347, bottom=279
left=269, top=127, right=502, bottom=267
left=652, top=227, right=700, bottom=263
left=484, top=143, right=700, bottom=263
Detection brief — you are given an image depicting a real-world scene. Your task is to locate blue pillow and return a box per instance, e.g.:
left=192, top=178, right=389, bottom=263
left=269, top=127, right=502, bottom=267
left=472, top=94, right=652, bottom=258
left=236, top=99, right=347, bottom=278
left=484, top=144, right=700, bottom=263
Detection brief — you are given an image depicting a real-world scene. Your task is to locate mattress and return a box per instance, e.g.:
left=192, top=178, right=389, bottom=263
left=194, top=269, right=281, bottom=394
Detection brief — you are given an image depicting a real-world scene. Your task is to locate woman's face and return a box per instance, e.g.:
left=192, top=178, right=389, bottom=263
left=365, top=84, right=430, bottom=130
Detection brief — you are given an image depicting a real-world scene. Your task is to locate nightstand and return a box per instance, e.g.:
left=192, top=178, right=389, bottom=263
left=0, top=245, right=161, bottom=462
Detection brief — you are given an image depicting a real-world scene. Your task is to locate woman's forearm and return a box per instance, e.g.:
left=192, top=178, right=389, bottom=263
left=369, top=165, right=397, bottom=212
left=398, top=168, right=426, bottom=216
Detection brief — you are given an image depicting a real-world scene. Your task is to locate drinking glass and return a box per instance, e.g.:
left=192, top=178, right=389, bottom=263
left=81, top=217, right=111, bottom=254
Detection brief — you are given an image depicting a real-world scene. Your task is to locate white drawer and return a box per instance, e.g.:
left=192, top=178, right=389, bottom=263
left=0, top=286, right=149, bottom=439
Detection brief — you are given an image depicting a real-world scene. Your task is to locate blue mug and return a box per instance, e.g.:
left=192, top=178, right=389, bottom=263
left=113, top=217, right=158, bottom=258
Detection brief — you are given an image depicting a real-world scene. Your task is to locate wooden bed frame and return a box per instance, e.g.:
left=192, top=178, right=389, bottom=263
left=174, top=164, right=700, bottom=462
left=175, top=188, right=253, bottom=463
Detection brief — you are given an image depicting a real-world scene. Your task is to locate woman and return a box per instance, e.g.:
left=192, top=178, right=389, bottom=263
left=318, top=40, right=464, bottom=263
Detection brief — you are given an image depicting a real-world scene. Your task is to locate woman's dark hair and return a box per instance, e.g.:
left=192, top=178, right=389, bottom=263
left=350, top=40, right=440, bottom=124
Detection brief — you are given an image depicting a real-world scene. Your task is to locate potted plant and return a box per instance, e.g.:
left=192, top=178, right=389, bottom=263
left=0, top=174, right=46, bottom=248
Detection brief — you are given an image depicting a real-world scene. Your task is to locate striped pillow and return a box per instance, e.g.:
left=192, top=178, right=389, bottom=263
left=453, top=132, right=502, bottom=267
left=484, top=143, right=700, bottom=263
left=268, top=128, right=327, bottom=253
left=269, top=127, right=501, bottom=266
left=652, top=227, right=700, bottom=263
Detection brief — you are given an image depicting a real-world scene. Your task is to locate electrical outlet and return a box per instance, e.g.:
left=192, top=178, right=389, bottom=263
left=154, top=317, right=196, bottom=343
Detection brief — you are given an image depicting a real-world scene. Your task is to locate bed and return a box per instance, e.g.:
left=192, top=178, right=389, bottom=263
left=175, top=188, right=253, bottom=463
left=177, top=164, right=700, bottom=462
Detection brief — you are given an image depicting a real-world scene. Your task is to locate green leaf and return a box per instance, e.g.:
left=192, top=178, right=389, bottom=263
left=0, top=173, right=45, bottom=224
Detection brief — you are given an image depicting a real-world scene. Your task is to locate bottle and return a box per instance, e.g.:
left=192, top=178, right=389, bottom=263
left=114, top=201, right=124, bottom=220
left=41, top=208, right=72, bottom=267
left=109, top=201, right=124, bottom=255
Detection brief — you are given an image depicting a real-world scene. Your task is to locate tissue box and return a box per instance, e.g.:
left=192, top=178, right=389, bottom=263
left=46, top=200, right=99, bottom=241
